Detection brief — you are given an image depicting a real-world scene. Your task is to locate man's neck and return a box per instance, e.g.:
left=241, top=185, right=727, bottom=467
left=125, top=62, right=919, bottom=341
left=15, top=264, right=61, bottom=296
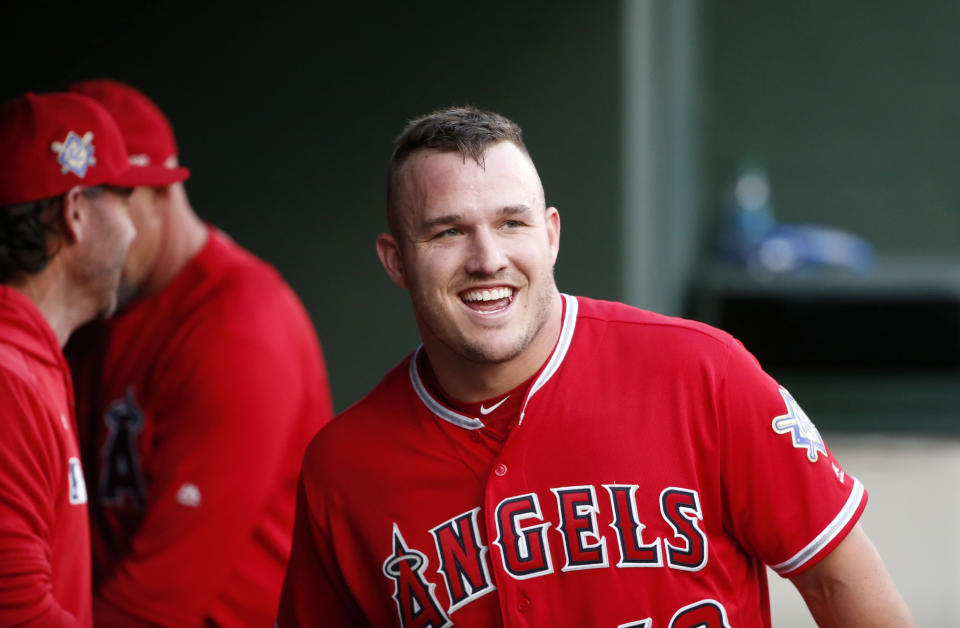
left=425, top=291, right=563, bottom=402
left=11, top=264, right=90, bottom=347
left=139, top=187, right=208, bottom=300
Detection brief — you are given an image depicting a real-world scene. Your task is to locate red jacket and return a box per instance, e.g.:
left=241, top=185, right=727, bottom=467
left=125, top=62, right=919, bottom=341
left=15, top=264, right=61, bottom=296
left=68, top=228, right=333, bottom=626
left=0, top=285, right=91, bottom=627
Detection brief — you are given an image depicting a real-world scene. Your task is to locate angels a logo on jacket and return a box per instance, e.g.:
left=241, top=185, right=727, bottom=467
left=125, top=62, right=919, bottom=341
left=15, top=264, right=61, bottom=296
left=382, top=484, right=706, bottom=626
left=100, top=386, right=147, bottom=510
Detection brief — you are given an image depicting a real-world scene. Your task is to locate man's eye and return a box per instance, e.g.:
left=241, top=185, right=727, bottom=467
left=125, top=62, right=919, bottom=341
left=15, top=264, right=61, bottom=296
left=503, top=220, right=523, bottom=229
left=435, top=228, right=460, bottom=238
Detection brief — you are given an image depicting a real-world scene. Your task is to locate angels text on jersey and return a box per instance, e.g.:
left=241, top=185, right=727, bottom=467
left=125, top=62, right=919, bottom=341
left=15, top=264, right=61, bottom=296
left=382, top=483, right=713, bottom=627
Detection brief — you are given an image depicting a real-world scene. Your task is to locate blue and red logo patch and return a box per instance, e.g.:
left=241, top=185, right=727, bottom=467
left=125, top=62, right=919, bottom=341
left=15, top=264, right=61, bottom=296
left=772, top=387, right=827, bottom=463
left=50, top=130, right=96, bottom=178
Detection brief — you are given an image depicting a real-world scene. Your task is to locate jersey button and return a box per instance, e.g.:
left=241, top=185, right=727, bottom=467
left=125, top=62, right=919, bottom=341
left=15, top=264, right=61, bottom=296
left=494, top=463, right=508, bottom=477
left=470, top=432, right=482, bottom=443
left=517, top=595, right=531, bottom=612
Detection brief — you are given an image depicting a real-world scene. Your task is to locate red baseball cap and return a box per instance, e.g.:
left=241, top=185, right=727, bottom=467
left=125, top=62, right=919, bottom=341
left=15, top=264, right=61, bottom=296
left=69, top=79, right=190, bottom=186
left=0, top=92, right=189, bottom=207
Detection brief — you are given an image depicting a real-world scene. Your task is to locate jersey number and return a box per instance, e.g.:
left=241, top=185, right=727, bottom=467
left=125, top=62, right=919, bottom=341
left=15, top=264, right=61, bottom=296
left=620, top=599, right=731, bottom=628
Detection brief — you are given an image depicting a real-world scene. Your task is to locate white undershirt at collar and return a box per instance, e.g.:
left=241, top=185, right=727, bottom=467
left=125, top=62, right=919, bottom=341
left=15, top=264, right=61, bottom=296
left=409, top=293, right=578, bottom=430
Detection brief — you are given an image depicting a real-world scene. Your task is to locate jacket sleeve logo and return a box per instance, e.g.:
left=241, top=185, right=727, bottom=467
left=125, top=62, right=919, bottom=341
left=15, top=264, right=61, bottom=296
left=68, top=457, right=88, bottom=505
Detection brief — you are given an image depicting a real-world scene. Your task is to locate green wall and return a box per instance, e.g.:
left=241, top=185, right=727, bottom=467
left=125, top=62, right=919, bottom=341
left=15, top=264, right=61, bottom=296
left=700, top=1, right=960, bottom=432
left=703, top=1, right=960, bottom=254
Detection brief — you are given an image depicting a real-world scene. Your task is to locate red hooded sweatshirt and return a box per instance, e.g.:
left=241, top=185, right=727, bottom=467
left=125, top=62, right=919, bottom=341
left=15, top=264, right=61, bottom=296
left=0, top=285, right=91, bottom=626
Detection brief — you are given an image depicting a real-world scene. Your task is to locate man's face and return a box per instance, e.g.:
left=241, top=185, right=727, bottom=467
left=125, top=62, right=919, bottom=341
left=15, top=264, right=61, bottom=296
left=380, top=141, right=560, bottom=366
left=73, top=188, right=136, bottom=318
left=116, top=186, right=161, bottom=306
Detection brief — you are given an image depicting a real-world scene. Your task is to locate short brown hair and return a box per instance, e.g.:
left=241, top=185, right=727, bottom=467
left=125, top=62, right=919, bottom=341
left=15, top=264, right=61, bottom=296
left=386, top=106, right=529, bottom=236
left=0, top=186, right=117, bottom=284
left=0, top=197, right=63, bottom=283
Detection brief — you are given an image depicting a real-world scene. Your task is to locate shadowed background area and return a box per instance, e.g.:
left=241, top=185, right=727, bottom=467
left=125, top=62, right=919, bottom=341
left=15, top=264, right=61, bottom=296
left=5, top=2, right=960, bottom=623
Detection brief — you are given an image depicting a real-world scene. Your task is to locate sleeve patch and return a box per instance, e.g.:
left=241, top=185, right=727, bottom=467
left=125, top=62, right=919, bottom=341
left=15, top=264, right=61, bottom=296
left=771, top=387, right=827, bottom=463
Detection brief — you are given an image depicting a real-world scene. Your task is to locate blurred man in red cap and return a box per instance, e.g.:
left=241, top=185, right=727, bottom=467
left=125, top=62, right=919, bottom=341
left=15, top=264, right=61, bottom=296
left=65, top=80, right=334, bottom=627
left=0, top=91, right=186, bottom=627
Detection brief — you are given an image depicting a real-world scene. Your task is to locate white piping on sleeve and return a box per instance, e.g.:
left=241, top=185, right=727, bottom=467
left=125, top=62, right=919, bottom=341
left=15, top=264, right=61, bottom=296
left=771, top=476, right=866, bottom=575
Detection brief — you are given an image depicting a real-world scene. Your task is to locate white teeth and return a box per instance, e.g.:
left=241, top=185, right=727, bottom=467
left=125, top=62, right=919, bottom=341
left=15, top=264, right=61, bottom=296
left=462, top=287, right=513, bottom=302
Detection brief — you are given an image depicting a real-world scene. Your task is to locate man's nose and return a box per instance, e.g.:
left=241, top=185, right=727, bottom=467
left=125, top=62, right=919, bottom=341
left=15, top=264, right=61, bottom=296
left=464, top=228, right=508, bottom=276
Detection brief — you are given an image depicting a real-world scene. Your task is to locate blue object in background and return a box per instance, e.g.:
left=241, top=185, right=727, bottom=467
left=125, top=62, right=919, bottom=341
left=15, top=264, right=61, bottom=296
left=717, top=166, right=874, bottom=274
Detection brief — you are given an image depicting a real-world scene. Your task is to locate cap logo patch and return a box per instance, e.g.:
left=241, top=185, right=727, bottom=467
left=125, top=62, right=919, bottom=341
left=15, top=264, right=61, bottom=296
left=772, top=387, right=826, bottom=463
left=50, top=130, right=97, bottom=178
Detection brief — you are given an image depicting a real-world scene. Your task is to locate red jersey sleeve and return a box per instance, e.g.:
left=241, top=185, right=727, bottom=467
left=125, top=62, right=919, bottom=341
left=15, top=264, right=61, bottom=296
left=94, top=325, right=332, bottom=625
left=717, top=338, right=867, bottom=577
left=0, top=374, right=83, bottom=627
left=276, top=474, right=370, bottom=628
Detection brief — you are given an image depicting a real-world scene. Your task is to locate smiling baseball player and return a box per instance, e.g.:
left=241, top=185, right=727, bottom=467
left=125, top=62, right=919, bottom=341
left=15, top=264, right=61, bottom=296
left=278, top=107, right=913, bottom=627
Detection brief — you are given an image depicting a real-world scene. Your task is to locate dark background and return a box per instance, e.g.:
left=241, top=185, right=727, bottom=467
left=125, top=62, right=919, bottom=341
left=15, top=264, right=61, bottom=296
left=6, top=1, right=621, bottom=409
left=6, top=1, right=959, bottom=417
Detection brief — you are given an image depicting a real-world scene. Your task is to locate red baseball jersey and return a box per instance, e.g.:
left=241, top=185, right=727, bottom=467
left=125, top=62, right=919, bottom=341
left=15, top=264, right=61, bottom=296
left=279, top=294, right=866, bottom=628
left=0, top=286, right=92, bottom=627
left=67, top=227, right=333, bottom=626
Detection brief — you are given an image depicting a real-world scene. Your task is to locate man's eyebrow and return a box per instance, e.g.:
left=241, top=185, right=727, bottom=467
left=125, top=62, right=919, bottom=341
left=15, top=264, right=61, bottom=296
left=419, top=213, right=462, bottom=230
left=498, top=204, right=533, bottom=217
left=418, top=205, right=534, bottom=230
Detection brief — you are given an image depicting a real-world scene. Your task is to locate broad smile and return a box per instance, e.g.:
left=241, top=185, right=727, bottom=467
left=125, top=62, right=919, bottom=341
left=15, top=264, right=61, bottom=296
left=459, top=286, right=515, bottom=314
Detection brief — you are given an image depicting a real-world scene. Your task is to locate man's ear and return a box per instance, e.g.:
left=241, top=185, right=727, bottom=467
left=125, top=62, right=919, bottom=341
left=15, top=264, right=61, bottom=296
left=545, top=206, right=561, bottom=265
left=376, top=233, right=408, bottom=290
left=60, top=186, right=87, bottom=245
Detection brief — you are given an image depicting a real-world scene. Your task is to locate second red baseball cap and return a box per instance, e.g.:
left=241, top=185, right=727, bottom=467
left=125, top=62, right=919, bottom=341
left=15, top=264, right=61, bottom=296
left=0, top=92, right=190, bottom=207
left=69, top=79, right=190, bottom=186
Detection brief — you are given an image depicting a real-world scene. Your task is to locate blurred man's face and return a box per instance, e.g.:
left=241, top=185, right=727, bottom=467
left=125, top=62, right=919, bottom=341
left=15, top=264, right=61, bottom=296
left=73, top=187, right=136, bottom=318
left=380, top=141, right=561, bottom=368
left=116, top=186, right=161, bottom=306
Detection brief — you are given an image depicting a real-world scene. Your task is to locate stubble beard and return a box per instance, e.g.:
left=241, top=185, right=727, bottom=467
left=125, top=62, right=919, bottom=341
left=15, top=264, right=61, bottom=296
left=69, top=246, right=122, bottom=322
left=414, top=268, right=558, bottom=366
left=115, top=274, right=140, bottom=310
left=92, top=262, right=124, bottom=319
left=79, top=200, right=133, bottom=320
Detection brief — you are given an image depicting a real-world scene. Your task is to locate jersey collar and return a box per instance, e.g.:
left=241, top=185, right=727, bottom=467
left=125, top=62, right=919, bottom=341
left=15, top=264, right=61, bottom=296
left=409, top=293, right=578, bottom=430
